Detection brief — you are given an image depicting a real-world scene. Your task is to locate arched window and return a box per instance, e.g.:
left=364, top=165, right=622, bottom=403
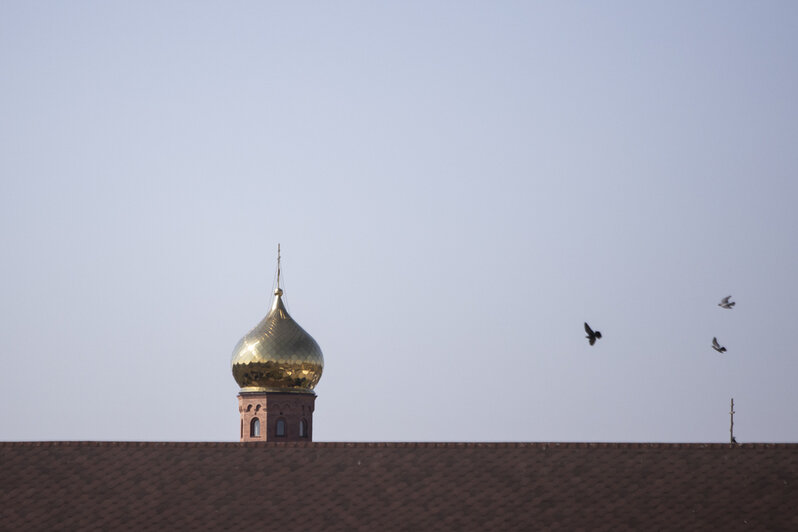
left=275, top=418, right=286, bottom=437
left=299, top=418, right=308, bottom=438
left=250, top=417, right=260, bottom=437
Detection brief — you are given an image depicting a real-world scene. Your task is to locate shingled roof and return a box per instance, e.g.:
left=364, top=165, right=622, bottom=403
left=1, top=442, right=796, bottom=530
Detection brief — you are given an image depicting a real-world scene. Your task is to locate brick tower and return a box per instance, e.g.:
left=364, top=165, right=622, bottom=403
left=231, top=246, right=324, bottom=442
left=237, top=392, right=316, bottom=442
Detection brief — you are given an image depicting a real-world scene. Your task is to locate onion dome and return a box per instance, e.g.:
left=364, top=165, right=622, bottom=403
left=231, top=274, right=324, bottom=394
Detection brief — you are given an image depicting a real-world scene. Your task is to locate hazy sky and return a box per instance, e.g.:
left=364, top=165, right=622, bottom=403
left=2, top=2, right=797, bottom=443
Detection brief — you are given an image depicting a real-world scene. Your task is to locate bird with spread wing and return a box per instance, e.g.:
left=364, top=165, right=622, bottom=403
left=584, top=322, right=602, bottom=346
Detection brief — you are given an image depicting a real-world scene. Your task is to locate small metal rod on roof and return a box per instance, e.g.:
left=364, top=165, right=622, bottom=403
left=730, top=398, right=736, bottom=445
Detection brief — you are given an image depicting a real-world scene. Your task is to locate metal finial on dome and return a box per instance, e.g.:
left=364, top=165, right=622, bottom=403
left=275, top=243, right=283, bottom=296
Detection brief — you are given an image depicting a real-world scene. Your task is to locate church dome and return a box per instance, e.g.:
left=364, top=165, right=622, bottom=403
left=231, top=285, right=324, bottom=393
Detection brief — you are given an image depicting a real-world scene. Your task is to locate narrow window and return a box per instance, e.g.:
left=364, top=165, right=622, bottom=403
left=276, top=418, right=286, bottom=437
left=299, top=418, right=308, bottom=438
left=250, top=417, right=260, bottom=437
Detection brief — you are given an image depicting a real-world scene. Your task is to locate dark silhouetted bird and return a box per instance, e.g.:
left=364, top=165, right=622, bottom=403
left=584, top=322, right=602, bottom=346
left=718, top=295, right=736, bottom=309
left=731, top=436, right=738, bottom=445
left=712, top=337, right=727, bottom=353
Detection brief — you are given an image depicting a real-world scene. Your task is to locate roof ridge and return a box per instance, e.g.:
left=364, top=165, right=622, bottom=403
left=1, top=441, right=798, bottom=448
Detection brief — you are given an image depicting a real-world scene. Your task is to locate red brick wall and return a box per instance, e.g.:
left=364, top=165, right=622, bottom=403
left=238, top=392, right=316, bottom=442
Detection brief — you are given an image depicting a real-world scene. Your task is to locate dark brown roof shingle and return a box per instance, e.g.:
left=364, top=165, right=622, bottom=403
left=1, top=442, right=796, bottom=531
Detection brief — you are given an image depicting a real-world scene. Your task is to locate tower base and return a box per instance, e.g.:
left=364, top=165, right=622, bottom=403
left=238, top=392, right=316, bottom=442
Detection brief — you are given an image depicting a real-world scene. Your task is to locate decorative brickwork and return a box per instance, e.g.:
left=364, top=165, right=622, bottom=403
left=238, top=392, right=316, bottom=442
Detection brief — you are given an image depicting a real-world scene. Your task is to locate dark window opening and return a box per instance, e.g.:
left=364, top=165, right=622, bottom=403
left=299, top=419, right=308, bottom=438
left=276, top=418, right=286, bottom=437
left=250, top=417, right=260, bottom=437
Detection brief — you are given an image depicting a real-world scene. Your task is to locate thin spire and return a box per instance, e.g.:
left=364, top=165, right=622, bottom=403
left=274, top=243, right=284, bottom=296
left=272, top=243, right=285, bottom=309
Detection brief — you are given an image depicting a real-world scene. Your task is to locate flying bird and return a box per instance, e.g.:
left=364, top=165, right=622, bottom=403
left=718, top=296, right=736, bottom=309
left=584, top=322, right=602, bottom=346
left=712, top=337, right=727, bottom=353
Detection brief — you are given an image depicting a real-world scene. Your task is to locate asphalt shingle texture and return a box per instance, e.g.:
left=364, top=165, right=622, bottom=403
left=1, top=442, right=797, bottom=531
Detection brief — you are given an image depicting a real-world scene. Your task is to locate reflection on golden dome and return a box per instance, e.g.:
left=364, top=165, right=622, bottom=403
left=231, top=284, right=324, bottom=394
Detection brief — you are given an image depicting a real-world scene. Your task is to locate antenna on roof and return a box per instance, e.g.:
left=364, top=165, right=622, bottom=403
left=277, top=243, right=281, bottom=290
left=730, top=398, right=737, bottom=445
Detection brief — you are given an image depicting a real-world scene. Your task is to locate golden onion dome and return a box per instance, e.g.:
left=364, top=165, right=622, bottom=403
left=231, top=285, right=324, bottom=393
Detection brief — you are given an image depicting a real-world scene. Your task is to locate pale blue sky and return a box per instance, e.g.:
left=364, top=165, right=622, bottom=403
left=1, top=2, right=797, bottom=442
